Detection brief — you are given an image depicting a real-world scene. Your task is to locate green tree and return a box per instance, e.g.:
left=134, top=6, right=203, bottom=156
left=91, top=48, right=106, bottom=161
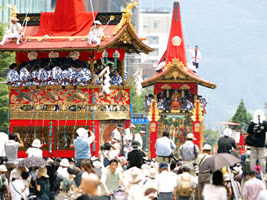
left=204, top=128, right=218, bottom=148
left=0, top=24, right=15, bottom=132
left=232, top=99, right=252, bottom=131
left=0, top=24, right=15, bottom=76
left=130, top=84, right=153, bottom=113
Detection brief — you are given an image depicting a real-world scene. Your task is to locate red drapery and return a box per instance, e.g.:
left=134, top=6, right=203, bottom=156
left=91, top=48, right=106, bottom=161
left=16, top=51, right=93, bottom=64
left=154, top=83, right=198, bottom=96
left=35, top=0, right=98, bottom=36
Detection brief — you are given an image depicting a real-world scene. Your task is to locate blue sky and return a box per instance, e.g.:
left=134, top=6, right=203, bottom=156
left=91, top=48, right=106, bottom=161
left=141, top=0, right=267, bottom=130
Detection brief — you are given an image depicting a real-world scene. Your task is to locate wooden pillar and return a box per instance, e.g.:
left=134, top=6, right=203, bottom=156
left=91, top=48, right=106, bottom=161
left=90, top=59, right=94, bottom=84
left=121, top=60, right=125, bottom=85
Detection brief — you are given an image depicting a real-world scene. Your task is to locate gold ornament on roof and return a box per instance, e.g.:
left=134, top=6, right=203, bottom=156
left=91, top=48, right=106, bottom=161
left=49, top=51, right=59, bottom=59
left=69, top=51, right=80, bottom=60
left=164, top=58, right=188, bottom=72
left=113, top=1, right=138, bottom=35
left=28, top=52, right=38, bottom=61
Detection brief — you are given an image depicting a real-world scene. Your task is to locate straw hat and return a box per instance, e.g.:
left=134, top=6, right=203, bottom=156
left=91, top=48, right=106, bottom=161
left=186, top=133, right=196, bottom=140
left=32, top=139, right=42, bottom=148
left=38, top=166, right=49, bottom=178
left=60, top=158, right=70, bottom=167
left=0, top=165, right=7, bottom=172
left=130, top=167, right=143, bottom=184
left=203, top=144, right=212, bottom=151
left=11, top=168, right=21, bottom=179
left=76, top=128, right=88, bottom=138
left=149, top=168, right=157, bottom=179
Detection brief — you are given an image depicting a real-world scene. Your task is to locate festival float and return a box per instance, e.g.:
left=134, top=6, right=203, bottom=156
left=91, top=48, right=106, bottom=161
left=0, top=0, right=153, bottom=158
left=142, top=0, right=216, bottom=158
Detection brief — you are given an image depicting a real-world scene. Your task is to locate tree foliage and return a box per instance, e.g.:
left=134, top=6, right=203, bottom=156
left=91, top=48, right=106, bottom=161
left=231, top=99, right=252, bottom=131
left=204, top=128, right=218, bottom=148
left=0, top=24, right=15, bottom=132
left=130, top=84, right=153, bottom=113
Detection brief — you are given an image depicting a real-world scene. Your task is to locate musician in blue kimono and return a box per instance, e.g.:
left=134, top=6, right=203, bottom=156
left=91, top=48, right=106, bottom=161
left=19, top=63, right=32, bottom=87
left=60, top=67, right=70, bottom=86
left=68, top=65, right=78, bottom=85
left=52, top=66, right=62, bottom=86
left=110, top=69, right=122, bottom=85
left=124, top=71, right=128, bottom=80
left=94, top=74, right=102, bottom=85
left=31, top=65, right=39, bottom=86
left=76, top=66, right=91, bottom=86
left=47, top=65, right=54, bottom=86
left=38, top=67, right=48, bottom=87
left=7, top=63, right=21, bottom=87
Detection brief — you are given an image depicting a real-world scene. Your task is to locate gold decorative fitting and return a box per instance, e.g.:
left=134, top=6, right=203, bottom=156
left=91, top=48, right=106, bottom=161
left=180, top=84, right=190, bottom=90
left=119, top=32, right=132, bottom=44
left=161, top=84, right=171, bottom=98
left=49, top=51, right=59, bottom=59
left=113, top=1, right=138, bottom=35
left=69, top=51, right=80, bottom=60
left=28, top=52, right=38, bottom=61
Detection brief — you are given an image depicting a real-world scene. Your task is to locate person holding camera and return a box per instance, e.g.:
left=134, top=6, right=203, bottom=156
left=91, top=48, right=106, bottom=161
left=246, top=109, right=267, bottom=172
left=72, top=128, right=95, bottom=168
left=4, top=133, right=24, bottom=182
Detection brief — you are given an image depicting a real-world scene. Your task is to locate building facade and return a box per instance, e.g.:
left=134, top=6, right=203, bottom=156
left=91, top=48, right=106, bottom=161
left=0, top=0, right=52, bottom=23
left=139, top=10, right=172, bottom=64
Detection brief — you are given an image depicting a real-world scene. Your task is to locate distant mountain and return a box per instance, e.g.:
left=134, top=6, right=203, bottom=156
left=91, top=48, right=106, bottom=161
left=141, top=0, right=267, bottom=130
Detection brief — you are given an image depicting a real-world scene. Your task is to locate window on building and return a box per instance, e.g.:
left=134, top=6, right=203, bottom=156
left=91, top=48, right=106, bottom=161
left=147, top=36, right=159, bottom=45
left=153, top=21, right=160, bottom=29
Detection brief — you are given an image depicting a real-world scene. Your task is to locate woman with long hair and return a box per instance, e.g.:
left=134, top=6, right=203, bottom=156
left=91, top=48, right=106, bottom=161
left=202, top=170, right=227, bottom=200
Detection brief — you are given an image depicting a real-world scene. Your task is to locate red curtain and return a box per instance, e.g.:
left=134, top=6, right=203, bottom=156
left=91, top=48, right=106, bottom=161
left=34, top=0, right=98, bottom=36
left=154, top=83, right=198, bottom=96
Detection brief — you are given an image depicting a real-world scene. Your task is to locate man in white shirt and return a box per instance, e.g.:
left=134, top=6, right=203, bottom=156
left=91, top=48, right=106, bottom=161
left=0, top=15, right=23, bottom=45
left=88, top=20, right=104, bottom=45
left=187, top=45, right=202, bottom=69
left=155, top=131, right=176, bottom=163
left=155, top=162, right=177, bottom=200
left=10, top=168, right=29, bottom=200
left=133, top=130, right=145, bottom=149
left=26, top=139, right=43, bottom=157
left=125, top=123, right=135, bottom=141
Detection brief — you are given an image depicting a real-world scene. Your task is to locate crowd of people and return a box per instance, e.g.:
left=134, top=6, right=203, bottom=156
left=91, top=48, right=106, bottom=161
left=7, top=58, right=127, bottom=88
left=0, top=110, right=267, bottom=199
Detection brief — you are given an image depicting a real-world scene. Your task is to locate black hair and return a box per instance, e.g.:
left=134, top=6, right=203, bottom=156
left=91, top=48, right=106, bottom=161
left=212, top=170, right=224, bottom=186
left=170, top=160, right=176, bottom=171
left=109, top=159, right=118, bottom=165
left=248, top=170, right=255, bottom=176
left=182, top=166, right=190, bottom=172
left=9, top=134, right=17, bottom=140
left=21, top=171, right=29, bottom=180
left=162, top=131, right=169, bottom=137
left=9, top=63, right=17, bottom=70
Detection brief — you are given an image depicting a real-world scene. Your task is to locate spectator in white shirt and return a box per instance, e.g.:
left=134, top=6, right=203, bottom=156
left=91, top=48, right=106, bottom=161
left=10, top=168, right=29, bottom=200
left=26, top=139, right=43, bottom=157
left=57, top=158, right=70, bottom=179
left=155, top=162, right=177, bottom=200
left=243, top=169, right=264, bottom=200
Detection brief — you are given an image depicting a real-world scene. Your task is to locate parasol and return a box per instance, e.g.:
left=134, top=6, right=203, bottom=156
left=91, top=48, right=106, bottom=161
left=199, top=153, right=241, bottom=172
left=18, top=157, right=47, bottom=169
